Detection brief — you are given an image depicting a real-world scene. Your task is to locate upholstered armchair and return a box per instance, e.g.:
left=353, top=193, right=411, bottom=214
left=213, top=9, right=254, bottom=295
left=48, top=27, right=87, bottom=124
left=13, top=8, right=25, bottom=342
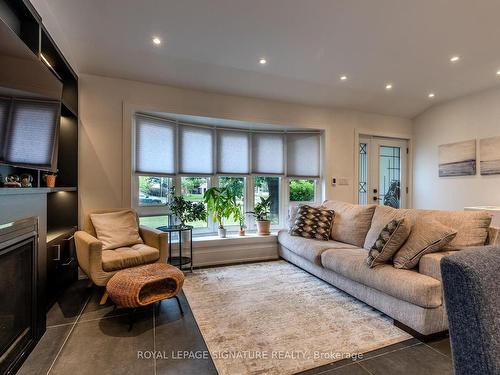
left=74, top=208, right=168, bottom=304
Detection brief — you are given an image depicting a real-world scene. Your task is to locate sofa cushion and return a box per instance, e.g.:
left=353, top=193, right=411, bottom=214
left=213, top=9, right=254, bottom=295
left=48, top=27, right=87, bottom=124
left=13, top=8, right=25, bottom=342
left=366, top=218, right=411, bottom=267
left=290, top=205, right=335, bottom=241
left=90, top=210, right=143, bottom=250
left=418, top=210, right=492, bottom=249
left=278, top=230, right=358, bottom=265
left=393, top=218, right=457, bottom=269
left=321, top=201, right=376, bottom=247
left=287, top=203, right=322, bottom=229
left=101, top=244, right=160, bottom=272
left=321, top=248, right=443, bottom=308
left=418, top=251, right=456, bottom=281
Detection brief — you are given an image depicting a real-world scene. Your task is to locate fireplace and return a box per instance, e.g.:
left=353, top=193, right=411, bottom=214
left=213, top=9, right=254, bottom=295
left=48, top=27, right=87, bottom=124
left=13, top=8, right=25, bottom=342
left=0, top=218, right=39, bottom=374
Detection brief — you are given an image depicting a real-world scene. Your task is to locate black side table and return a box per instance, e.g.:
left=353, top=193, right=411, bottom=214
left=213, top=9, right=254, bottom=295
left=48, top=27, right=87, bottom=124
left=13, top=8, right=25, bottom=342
left=156, top=225, right=193, bottom=272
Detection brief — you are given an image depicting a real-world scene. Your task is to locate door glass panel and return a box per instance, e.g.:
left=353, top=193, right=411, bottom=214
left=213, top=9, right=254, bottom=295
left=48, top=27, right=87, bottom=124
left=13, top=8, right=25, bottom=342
left=379, top=146, right=401, bottom=208
left=358, top=143, right=368, bottom=205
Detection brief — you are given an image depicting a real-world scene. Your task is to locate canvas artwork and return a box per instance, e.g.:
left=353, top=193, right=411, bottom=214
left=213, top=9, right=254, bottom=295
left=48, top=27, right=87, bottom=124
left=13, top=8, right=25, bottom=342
left=438, top=140, right=476, bottom=177
left=479, top=136, right=500, bottom=175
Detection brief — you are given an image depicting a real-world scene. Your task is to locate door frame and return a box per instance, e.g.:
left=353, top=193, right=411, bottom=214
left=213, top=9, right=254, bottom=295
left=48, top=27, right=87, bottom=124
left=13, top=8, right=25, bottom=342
left=354, top=129, right=413, bottom=208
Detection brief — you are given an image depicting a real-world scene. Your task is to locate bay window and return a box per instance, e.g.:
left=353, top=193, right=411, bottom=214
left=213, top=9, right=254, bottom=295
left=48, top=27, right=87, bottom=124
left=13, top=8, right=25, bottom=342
left=132, top=113, right=322, bottom=234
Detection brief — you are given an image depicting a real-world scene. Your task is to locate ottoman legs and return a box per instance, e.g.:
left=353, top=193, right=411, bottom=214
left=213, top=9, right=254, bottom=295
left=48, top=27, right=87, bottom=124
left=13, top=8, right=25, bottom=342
left=127, top=297, right=184, bottom=331
left=174, top=296, right=184, bottom=315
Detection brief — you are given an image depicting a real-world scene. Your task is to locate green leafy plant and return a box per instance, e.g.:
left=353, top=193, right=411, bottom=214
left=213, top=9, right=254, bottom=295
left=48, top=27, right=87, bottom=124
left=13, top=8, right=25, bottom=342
left=203, top=187, right=240, bottom=229
left=247, top=196, right=271, bottom=221
left=235, top=204, right=246, bottom=229
left=167, top=187, right=207, bottom=226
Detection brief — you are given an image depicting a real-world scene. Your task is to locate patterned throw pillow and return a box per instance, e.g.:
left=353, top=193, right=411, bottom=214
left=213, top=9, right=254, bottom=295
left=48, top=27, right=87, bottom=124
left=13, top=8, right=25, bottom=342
left=366, top=218, right=410, bottom=268
left=290, top=205, right=335, bottom=241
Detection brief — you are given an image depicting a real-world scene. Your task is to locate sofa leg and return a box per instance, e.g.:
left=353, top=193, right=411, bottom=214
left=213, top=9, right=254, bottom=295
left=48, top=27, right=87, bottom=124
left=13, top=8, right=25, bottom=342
left=99, top=291, right=109, bottom=305
left=394, top=320, right=448, bottom=342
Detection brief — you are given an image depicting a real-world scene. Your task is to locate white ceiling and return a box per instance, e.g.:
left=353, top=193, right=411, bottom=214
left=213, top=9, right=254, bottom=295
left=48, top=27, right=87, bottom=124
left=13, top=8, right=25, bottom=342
left=31, top=0, right=500, bottom=118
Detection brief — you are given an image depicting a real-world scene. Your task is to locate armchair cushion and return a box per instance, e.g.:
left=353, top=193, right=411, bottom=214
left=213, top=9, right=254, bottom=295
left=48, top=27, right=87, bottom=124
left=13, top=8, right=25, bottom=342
left=90, top=210, right=143, bottom=250
left=101, top=244, right=160, bottom=272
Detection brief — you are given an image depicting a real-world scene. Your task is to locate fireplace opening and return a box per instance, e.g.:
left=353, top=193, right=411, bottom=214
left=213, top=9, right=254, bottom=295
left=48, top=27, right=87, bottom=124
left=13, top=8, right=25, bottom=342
left=0, top=218, right=38, bottom=375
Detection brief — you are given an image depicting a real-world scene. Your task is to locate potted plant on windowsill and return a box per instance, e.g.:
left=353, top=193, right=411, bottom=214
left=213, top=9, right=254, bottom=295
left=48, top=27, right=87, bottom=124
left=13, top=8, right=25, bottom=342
left=167, top=187, right=207, bottom=227
left=248, top=196, right=272, bottom=235
left=236, top=205, right=246, bottom=236
left=203, top=187, right=239, bottom=238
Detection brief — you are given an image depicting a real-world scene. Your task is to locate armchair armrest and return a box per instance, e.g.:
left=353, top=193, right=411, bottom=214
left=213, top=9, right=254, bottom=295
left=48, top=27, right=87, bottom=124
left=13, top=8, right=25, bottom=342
left=74, top=230, right=104, bottom=280
left=139, top=225, right=168, bottom=263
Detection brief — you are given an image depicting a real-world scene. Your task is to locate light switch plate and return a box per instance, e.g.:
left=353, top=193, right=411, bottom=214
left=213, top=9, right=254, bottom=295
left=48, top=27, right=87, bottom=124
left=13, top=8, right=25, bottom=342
left=338, top=178, right=349, bottom=186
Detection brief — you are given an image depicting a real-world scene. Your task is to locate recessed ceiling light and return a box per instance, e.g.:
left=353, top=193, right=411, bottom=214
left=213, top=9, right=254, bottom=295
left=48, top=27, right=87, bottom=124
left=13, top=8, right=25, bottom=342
left=496, top=70, right=500, bottom=76
left=428, top=93, right=435, bottom=98
left=259, top=58, right=267, bottom=65
left=340, top=75, right=348, bottom=81
left=450, top=56, right=460, bottom=63
left=152, top=36, right=162, bottom=45
left=385, top=83, right=393, bottom=90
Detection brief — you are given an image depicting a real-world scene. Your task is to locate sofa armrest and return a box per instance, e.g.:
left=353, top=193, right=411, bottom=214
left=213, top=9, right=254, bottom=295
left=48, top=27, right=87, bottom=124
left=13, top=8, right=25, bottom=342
left=139, top=225, right=168, bottom=263
left=74, top=231, right=104, bottom=278
left=419, top=251, right=457, bottom=281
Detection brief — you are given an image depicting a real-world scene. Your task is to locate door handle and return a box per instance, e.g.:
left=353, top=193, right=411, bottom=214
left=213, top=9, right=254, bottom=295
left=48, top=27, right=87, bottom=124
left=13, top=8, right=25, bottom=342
left=373, top=196, right=380, bottom=201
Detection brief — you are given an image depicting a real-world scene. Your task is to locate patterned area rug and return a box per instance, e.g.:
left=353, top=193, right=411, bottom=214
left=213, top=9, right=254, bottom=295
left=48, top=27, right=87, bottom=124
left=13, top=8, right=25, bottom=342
left=183, top=260, right=411, bottom=375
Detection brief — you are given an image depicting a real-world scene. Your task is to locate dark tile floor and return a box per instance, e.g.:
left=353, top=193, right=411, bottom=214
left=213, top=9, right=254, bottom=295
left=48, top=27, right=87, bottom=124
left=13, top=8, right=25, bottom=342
left=18, top=279, right=453, bottom=375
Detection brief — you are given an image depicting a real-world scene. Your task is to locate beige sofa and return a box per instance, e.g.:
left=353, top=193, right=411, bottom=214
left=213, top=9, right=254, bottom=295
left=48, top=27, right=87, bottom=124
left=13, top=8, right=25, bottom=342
left=278, top=201, right=498, bottom=338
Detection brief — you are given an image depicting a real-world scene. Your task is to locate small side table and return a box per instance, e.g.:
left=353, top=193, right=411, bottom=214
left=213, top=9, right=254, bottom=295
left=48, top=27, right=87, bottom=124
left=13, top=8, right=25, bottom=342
left=157, top=225, right=193, bottom=272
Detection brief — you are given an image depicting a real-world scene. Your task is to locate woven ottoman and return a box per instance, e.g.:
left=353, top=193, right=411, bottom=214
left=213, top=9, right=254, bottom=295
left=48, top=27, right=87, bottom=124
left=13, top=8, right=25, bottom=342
left=106, top=263, right=185, bottom=328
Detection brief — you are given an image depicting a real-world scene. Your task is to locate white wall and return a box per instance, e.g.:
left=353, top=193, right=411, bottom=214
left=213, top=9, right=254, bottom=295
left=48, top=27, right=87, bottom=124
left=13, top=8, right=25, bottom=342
left=79, top=74, right=412, bottom=223
left=413, top=86, right=500, bottom=210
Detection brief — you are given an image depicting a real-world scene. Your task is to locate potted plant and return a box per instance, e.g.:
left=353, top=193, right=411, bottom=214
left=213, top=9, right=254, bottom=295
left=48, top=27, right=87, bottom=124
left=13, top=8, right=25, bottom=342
left=248, top=196, right=272, bottom=235
left=167, top=187, right=207, bottom=227
left=236, top=205, right=246, bottom=236
left=203, top=187, right=239, bottom=238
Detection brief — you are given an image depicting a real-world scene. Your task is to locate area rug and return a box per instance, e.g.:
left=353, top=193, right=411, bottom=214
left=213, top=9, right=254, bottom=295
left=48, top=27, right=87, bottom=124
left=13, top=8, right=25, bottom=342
left=183, top=260, right=411, bottom=375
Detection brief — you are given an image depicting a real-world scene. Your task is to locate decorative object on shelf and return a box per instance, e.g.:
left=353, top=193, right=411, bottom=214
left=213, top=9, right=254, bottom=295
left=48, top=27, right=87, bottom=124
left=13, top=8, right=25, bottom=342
left=479, top=136, right=500, bottom=175
left=438, top=139, right=476, bottom=177
left=248, top=196, right=272, bottom=235
left=167, top=187, right=207, bottom=226
left=4, top=174, right=21, bottom=188
left=43, top=172, right=57, bottom=187
left=203, top=187, right=240, bottom=238
left=20, top=173, right=33, bottom=188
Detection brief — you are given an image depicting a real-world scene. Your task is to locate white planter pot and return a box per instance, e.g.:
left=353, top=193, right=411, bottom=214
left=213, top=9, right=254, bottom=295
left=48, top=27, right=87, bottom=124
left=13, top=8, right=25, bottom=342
left=218, top=228, right=227, bottom=238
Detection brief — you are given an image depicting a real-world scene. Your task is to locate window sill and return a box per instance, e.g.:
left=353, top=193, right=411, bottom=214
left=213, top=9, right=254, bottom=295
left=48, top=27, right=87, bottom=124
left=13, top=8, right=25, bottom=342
left=192, top=231, right=279, bottom=247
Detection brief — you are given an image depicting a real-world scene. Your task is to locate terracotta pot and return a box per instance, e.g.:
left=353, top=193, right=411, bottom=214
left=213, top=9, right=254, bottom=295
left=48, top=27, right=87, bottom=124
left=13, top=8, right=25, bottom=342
left=239, top=228, right=246, bottom=236
left=44, top=174, right=56, bottom=188
left=256, top=220, right=271, bottom=235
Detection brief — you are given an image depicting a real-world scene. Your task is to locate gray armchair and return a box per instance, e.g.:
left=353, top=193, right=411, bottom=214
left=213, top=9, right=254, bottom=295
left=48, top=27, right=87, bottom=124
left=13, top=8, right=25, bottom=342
left=440, top=247, right=500, bottom=375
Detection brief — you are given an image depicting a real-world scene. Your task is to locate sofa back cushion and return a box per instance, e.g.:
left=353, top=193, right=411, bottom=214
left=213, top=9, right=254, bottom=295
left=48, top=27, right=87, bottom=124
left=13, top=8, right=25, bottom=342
left=90, top=210, right=143, bottom=250
left=365, top=206, right=492, bottom=250
left=321, top=201, right=376, bottom=247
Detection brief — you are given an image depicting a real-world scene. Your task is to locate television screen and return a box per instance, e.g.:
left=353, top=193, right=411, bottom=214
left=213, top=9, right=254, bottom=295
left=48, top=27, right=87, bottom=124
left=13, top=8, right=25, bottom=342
left=0, top=97, right=60, bottom=171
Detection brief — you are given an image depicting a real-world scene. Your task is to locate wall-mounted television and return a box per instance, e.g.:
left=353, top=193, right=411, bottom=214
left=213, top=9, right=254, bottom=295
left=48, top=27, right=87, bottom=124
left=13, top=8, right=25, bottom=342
left=0, top=97, right=60, bottom=171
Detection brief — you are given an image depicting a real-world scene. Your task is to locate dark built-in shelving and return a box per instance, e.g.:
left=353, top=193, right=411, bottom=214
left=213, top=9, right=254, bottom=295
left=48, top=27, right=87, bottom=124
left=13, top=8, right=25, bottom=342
left=1, top=0, right=79, bottom=242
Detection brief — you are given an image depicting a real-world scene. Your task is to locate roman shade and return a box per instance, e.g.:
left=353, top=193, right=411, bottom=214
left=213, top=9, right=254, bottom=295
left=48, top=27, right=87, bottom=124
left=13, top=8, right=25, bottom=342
left=252, top=132, right=284, bottom=175
left=4, top=99, right=59, bottom=169
left=135, top=114, right=175, bottom=175
left=179, top=125, right=214, bottom=174
left=0, top=98, right=9, bottom=151
left=217, top=129, right=250, bottom=174
left=286, top=133, right=320, bottom=178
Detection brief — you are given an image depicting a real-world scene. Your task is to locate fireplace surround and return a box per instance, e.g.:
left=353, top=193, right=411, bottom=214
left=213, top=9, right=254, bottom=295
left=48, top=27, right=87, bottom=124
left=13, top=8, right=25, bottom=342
left=0, top=217, right=40, bottom=374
